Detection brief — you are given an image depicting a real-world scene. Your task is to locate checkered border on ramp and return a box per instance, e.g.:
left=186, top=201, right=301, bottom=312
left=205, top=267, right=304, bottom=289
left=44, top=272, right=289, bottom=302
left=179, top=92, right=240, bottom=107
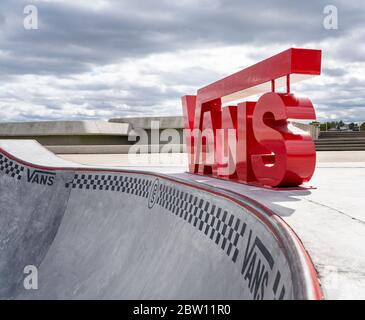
left=65, top=173, right=152, bottom=198
left=0, top=154, right=24, bottom=180
left=156, top=183, right=246, bottom=263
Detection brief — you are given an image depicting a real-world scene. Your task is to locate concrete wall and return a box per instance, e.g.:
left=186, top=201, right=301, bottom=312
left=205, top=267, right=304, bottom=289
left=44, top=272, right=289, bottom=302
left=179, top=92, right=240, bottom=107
left=111, top=116, right=186, bottom=146
left=0, top=121, right=131, bottom=148
left=0, top=120, right=130, bottom=136
left=0, top=118, right=186, bottom=153
left=291, top=122, right=319, bottom=140
left=2, top=135, right=131, bottom=146
left=109, top=116, right=184, bottom=129
left=0, top=117, right=319, bottom=154
left=48, top=144, right=186, bottom=154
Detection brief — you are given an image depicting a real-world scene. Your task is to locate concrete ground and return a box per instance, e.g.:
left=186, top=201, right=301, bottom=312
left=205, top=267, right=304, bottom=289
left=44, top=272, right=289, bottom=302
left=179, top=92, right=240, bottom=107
left=173, top=167, right=365, bottom=299
left=2, top=140, right=364, bottom=299
left=58, top=153, right=188, bottom=169
left=58, top=151, right=365, bottom=167
left=58, top=150, right=365, bottom=299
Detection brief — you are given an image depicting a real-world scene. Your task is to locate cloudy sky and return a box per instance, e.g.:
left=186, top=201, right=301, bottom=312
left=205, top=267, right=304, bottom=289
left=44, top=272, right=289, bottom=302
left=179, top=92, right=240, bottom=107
left=0, top=0, right=364, bottom=122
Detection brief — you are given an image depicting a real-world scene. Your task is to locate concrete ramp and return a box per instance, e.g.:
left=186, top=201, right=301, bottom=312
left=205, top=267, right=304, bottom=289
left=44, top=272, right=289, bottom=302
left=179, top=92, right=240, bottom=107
left=0, top=140, right=321, bottom=300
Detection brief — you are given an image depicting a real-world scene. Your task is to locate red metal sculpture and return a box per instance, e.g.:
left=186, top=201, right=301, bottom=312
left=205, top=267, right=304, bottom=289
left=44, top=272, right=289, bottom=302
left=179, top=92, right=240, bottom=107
left=181, top=48, right=322, bottom=188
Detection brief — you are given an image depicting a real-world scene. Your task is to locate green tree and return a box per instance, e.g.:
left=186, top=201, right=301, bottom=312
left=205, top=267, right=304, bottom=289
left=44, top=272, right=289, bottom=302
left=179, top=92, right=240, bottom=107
left=320, top=123, right=327, bottom=131
left=329, top=121, right=337, bottom=129
left=349, top=123, right=360, bottom=131
left=337, top=120, right=345, bottom=129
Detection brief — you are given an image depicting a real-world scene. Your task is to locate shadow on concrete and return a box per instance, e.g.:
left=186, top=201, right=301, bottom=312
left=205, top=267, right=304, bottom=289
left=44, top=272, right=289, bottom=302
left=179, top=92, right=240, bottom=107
left=242, top=188, right=312, bottom=217
left=171, top=172, right=312, bottom=217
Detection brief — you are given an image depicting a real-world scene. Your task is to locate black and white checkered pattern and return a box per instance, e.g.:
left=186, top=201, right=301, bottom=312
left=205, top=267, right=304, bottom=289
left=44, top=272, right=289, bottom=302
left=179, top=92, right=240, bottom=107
left=0, top=154, right=24, bottom=180
left=65, top=173, right=152, bottom=198
left=157, top=183, right=246, bottom=263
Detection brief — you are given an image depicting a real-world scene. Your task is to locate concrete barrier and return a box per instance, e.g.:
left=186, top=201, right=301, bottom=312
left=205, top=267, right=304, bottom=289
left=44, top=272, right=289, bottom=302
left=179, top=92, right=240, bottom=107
left=46, top=144, right=186, bottom=154
left=0, top=118, right=319, bottom=155
left=291, top=122, right=319, bottom=140
left=0, top=140, right=321, bottom=299
left=109, top=116, right=184, bottom=129
left=0, top=121, right=131, bottom=147
left=0, top=121, right=130, bottom=137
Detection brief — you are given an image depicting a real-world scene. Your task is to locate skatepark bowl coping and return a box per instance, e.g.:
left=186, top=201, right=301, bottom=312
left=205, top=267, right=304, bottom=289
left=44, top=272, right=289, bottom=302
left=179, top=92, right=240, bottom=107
left=0, top=140, right=321, bottom=300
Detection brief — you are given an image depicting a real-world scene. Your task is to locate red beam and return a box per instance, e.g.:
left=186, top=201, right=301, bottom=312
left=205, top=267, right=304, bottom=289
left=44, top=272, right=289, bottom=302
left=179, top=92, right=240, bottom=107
left=197, top=48, right=321, bottom=104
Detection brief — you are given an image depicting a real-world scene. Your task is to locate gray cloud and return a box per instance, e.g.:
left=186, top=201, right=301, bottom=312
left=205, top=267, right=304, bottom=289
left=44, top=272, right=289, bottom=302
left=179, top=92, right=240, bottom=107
left=322, top=67, right=348, bottom=77
left=0, top=0, right=364, bottom=122
left=1, top=0, right=362, bottom=75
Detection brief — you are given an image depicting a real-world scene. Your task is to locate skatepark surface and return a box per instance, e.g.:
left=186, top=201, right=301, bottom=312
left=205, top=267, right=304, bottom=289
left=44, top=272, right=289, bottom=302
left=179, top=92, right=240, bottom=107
left=0, top=140, right=364, bottom=300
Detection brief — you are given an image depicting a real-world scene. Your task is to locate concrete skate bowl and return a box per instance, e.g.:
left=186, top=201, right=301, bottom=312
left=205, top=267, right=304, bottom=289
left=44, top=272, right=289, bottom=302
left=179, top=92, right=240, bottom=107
left=0, top=141, right=322, bottom=300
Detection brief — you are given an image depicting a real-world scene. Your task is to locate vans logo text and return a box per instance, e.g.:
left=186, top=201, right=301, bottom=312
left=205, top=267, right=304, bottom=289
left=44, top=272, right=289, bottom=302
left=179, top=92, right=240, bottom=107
left=241, top=230, right=275, bottom=300
left=27, top=169, right=55, bottom=186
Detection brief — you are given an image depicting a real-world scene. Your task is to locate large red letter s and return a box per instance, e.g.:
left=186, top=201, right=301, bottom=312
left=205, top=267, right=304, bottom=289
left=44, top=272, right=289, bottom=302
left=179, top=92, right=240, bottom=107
left=251, top=92, right=316, bottom=187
